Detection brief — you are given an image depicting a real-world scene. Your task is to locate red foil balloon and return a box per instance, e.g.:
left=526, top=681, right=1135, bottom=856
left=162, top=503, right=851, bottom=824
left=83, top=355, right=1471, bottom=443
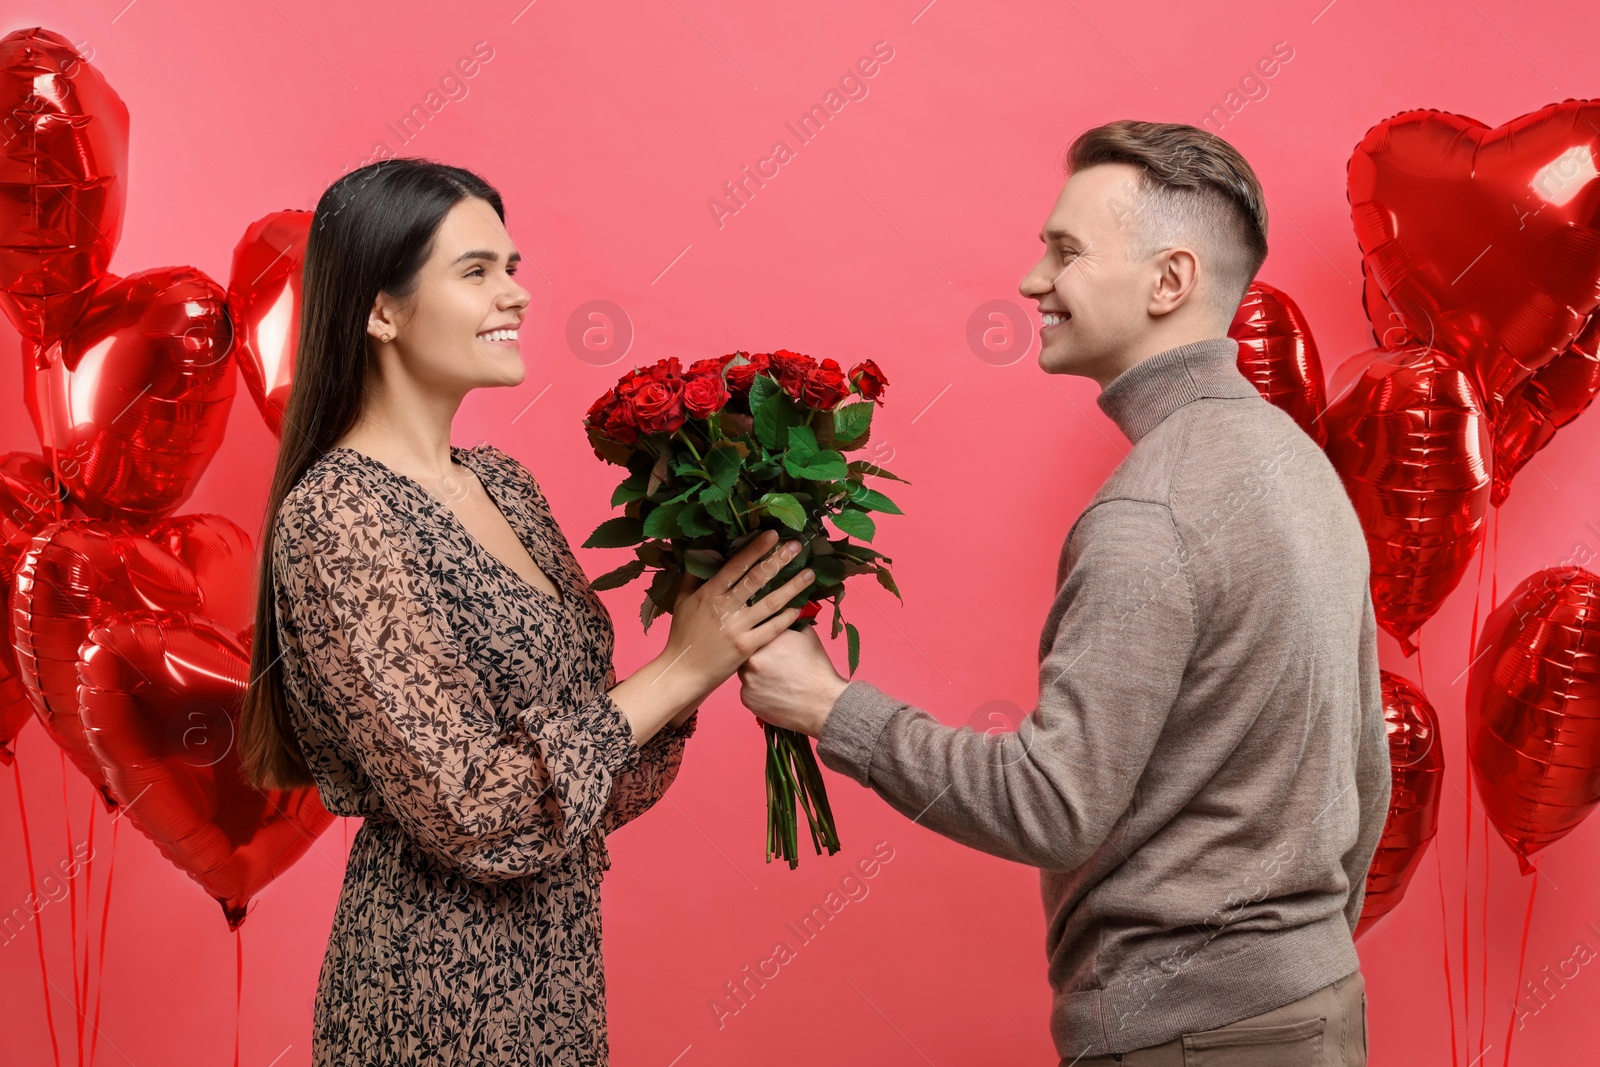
left=1228, top=281, right=1329, bottom=447
left=9, top=516, right=255, bottom=807
left=1323, top=346, right=1492, bottom=655
left=226, top=211, right=311, bottom=438
left=1467, top=567, right=1600, bottom=874
left=1489, top=314, right=1600, bottom=506
left=28, top=268, right=236, bottom=526
left=78, top=611, right=333, bottom=928
left=147, top=514, right=256, bottom=635
left=0, top=29, right=128, bottom=345
left=0, top=452, right=64, bottom=761
left=1355, top=671, right=1444, bottom=939
left=1348, top=102, right=1600, bottom=419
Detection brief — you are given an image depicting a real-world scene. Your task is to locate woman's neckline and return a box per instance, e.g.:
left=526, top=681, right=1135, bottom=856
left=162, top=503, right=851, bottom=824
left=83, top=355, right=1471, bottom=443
left=323, top=444, right=568, bottom=609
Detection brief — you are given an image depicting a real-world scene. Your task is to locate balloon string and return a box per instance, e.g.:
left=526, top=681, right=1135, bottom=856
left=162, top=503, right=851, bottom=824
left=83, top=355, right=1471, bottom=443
left=1462, top=688, right=1473, bottom=1067
left=1462, top=526, right=1488, bottom=1066
left=78, top=795, right=95, bottom=1064
left=1435, top=845, right=1461, bottom=1067
left=88, top=816, right=119, bottom=1067
left=59, top=748, right=82, bottom=1067
left=234, top=927, right=244, bottom=1067
left=15, top=754, right=65, bottom=1067
left=1478, top=813, right=1489, bottom=1061
left=1503, top=873, right=1538, bottom=1067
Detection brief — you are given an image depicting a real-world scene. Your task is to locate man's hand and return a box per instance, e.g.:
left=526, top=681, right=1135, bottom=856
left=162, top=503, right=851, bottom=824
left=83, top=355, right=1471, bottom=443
left=737, top=628, right=851, bottom=738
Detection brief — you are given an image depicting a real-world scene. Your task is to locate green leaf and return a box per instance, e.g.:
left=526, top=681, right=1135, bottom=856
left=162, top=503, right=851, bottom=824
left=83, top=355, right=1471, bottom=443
left=702, top=491, right=734, bottom=524
left=874, top=566, right=902, bottom=602
left=848, top=460, right=911, bottom=484
left=583, top=516, right=645, bottom=548
left=684, top=548, right=725, bottom=579
left=845, top=622, right=860, bottom=676
left=827, top=508, right=876, bottom=541
left=749, top=376, right=783, bottom=448
left=757, top=492, right=806, bottom=530
left=678, top=501, right=715, bottom=537
left=610, top=471, right=649, bottom=505
left=706, top=446, right=742, bottom=490
left=786, top=424, right=820, bottom=458
left=833, top=401, right=874, bottom=444
left=589, top=558, right=646, bottom=590
left=845, top=483, right=903, bottom=515
left=642, top=501, right=685, bottom=539
left=754, top=378, right=801, bottom=451
left=784, top=450, right=849, bottom=481
left=808, top=553, right=845, bottom=586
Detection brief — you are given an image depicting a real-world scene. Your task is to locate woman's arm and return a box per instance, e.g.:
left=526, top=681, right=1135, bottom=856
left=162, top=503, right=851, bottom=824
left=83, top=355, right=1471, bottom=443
left=601, top=671, right=700, bottom=833
left=274, top=477, right=692, bottom=882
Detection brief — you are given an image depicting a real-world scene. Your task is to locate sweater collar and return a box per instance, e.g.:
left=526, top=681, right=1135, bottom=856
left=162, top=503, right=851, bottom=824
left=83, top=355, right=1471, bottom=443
left=1094, top=336, right=1257, bottom=444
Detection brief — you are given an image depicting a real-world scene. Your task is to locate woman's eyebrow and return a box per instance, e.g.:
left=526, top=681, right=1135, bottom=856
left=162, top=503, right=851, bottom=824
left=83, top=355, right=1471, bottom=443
left=451, top=249, right=523, bottom=265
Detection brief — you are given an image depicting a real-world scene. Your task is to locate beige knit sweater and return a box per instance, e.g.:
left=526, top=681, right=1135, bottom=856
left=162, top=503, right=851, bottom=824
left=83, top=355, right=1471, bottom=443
left=816, top=335, right=1391, bottom=1058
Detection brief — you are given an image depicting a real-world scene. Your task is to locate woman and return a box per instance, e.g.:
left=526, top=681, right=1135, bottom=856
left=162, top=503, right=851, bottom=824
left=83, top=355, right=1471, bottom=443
left=239, top=158, right=815, bottom=1065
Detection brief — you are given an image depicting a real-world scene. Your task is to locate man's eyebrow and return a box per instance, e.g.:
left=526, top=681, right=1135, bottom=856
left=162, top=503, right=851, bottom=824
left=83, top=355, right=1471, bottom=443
left=1040, top=228, right=1082, bottom=243
left=452, top=249, right=523, bottom=265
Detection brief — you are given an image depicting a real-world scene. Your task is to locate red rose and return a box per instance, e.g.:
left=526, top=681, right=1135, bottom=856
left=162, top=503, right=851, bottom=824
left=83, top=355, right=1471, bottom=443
left=616, top=366, right=652, bottom=399
left=725, top=352, right=772, bottom=398
left=683, top=374, right=730, bottom=418
left=800, top=358, right=851, bottom=409
left=586, top=388, right=619, bottom=426
left=770, top=349, right=815, bottom=400
left=631, top=378, right=686, bottom=434
left=646, top=356, right=682, bottom=382
left=602, top=396, right=640, bottom=444
left=798, top=601, right=822, bottom=621
left=848, top=359, right=889, bottom=403
left=685, top=357, right=727, bottom=380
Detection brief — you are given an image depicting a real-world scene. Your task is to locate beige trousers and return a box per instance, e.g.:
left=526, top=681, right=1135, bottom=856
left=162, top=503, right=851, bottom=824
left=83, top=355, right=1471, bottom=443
left=1064, top=968, right=1367, bottom=1067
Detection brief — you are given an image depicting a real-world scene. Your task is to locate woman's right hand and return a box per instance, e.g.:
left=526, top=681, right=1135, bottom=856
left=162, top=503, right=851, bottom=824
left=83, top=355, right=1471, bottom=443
left=662, top=529, right=814, bottom=698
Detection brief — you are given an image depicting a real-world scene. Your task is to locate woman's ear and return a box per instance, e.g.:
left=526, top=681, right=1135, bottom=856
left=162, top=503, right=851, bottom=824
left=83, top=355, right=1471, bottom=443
left=367, top=295, right=398, bottom=344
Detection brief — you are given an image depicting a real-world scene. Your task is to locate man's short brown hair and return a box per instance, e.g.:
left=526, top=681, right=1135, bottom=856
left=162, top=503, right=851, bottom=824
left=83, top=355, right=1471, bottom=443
left=1065, top=120, right=1268, bottom=321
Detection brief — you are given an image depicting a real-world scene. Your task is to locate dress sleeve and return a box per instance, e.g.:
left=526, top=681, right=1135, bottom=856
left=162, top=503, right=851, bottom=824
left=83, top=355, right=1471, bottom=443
left=274, top=478, right=644, bottom=882
left=601, top=663, right=697, bottom=834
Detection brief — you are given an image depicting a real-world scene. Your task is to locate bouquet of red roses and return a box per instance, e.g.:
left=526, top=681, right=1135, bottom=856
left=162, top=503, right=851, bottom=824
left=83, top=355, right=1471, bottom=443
left=581, top=349, right=905, bottom=867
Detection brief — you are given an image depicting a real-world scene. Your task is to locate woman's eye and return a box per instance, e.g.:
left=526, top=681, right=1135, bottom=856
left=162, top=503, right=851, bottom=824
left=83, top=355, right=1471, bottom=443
left=466, top=267, right=484, bottom=277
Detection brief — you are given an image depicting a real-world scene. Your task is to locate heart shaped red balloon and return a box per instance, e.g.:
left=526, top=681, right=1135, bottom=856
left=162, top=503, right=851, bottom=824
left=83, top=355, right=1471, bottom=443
left=1363, top=261, right=1600, bottom=508
left=1468, top=566, right=1600, bottom=874
left=1348, top=102, right=1600, bottom=419
left=0, top=452, right=64, bottom=762
left=1323, top=345, right=1492, bottom=655
left=0, top=29, right=128, bottom=345
left=1355, top=670, right=1444, bottom=939
left=227, top=211, right=311, bottom=439
left=1228, top=281, right=1329, bottom=447
left=28, top=267, right=236, bottom=527
left=1487, top=314, right=1600, bottom=506
left=78, top=610, right=333, bottom=928
left=10, top=514, right=252, bottom=806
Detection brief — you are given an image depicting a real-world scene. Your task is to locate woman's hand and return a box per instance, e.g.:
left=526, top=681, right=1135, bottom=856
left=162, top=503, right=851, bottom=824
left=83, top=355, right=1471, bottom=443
left=661, top=529, right=815, bottom=702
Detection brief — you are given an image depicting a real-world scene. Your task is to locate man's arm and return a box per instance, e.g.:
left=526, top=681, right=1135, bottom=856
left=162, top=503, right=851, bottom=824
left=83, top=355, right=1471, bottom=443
left=1342, top=584, right=1393, bottom=933
left=815, top=499, right=1196, bottom=871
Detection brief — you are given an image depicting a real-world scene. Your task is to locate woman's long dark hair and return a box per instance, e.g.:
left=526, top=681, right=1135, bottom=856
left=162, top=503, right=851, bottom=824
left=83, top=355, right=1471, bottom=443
left=239, top=158, right=505, bottom=790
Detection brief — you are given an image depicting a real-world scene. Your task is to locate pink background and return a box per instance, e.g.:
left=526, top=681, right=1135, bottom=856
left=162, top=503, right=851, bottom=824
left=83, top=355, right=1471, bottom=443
left=3, top=1, right=1600, bottom=1064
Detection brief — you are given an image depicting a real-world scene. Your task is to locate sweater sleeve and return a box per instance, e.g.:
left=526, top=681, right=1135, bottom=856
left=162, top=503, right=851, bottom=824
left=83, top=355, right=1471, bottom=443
left=274, top=483, right=643, bottom=883
left=815, top=499, right=1196, bottom=871
left=1343, top=583, right=1393, bottom=933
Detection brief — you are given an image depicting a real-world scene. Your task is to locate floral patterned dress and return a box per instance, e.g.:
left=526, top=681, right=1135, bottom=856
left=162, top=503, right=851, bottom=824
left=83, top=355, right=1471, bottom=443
left=270, top=443, right=695, bottom=1066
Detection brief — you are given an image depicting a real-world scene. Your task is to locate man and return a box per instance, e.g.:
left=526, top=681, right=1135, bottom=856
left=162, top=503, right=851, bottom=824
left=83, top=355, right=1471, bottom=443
left=736, top=119, right=1390, bottom=1066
